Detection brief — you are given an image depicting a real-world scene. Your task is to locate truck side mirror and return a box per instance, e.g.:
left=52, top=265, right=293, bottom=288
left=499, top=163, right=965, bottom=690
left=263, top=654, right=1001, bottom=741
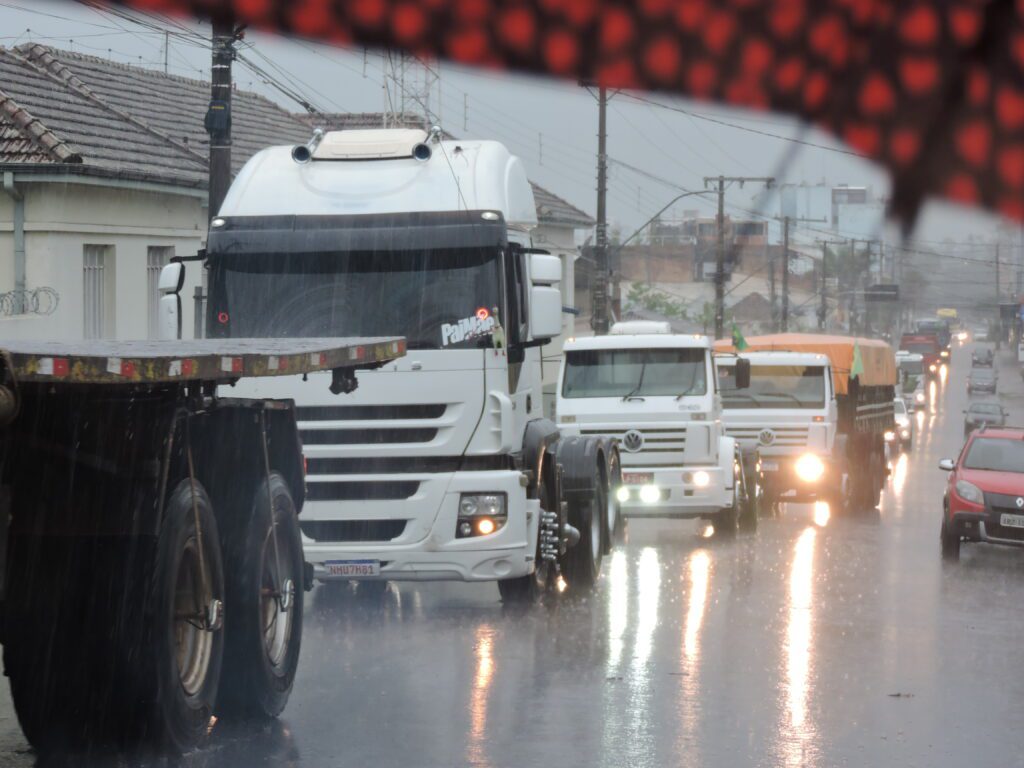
left=734, top=358, right=751, bottom=389
left=528, top=253, right=562, bottom=342
left=158, top=262, right=184, bottom=340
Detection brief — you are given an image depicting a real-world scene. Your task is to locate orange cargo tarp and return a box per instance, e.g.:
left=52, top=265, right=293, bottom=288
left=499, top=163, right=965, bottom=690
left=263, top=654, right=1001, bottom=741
left=713, top=333, right=897, bottom=395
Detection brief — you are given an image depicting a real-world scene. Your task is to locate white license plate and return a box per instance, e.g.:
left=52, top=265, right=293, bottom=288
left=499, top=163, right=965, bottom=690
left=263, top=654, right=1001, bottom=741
left=1000, top=514, right=1024, bottom=529
left=760, top=461, right=779, bottom=472
left=623, top=472, right=653, bottom=485
left=325, top=559, right=381, bottom=578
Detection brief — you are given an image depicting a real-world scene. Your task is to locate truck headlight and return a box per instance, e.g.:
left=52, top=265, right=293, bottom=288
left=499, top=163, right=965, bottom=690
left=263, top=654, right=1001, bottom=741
left=884, top=430, right=896, bottom=442
left=639, top=485, right=661, bottom=503
left=929, top=364, right=937, bottom=372
left=795, top=453, right=825, bottom=482
left=954, top=480, right=984, bottom=505
left=941, top=350, right=949, bottom=358
left=900, top=429, right=910, bottom=438
left=692, top=470, right=710, bottom=488
left=616, top=486, right=631, bottom=503
left=915, top=392, right=926, bottom=402
left=457, top=493, right=507, bottom=538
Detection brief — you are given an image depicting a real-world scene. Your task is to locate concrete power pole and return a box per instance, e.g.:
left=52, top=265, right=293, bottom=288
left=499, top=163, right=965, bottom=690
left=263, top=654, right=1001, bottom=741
left=592, top=86, right=610, bottom=334
left=995, top=243, right=1002, bottom=350
left=819, top=240, right=828, bottom=331
left=704, top=175, right=774, bottom=339
left=206, top=14, right=240, bottom=222
left=781, top=216, right=791, bottom=331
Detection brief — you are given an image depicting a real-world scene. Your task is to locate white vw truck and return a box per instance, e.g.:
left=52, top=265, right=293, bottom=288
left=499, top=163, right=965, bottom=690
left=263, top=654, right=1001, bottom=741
left=716, top=351, right=839, bottom=513
left=556, top=322, right=751, bottom=535
left=185, top=128, right=619, bottom=601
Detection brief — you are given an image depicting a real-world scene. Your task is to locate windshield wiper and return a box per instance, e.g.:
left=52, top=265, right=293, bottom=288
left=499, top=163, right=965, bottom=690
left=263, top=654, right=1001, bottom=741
left=622, top=362, right=647, bottom=401
left=675, top=365, right=703, bottom=401
left=722, top=392, right=761, bottom=407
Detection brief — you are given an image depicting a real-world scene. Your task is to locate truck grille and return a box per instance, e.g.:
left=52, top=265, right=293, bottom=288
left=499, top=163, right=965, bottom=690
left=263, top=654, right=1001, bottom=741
left=297, top=403, right=447, bottom=448
left=726, top=426, right=810, bottom=447
left=305, top=481, right=419, bottom=501
left=300, top=520, right=407, bottom=543
left=579, top=427, right=686, bottom=467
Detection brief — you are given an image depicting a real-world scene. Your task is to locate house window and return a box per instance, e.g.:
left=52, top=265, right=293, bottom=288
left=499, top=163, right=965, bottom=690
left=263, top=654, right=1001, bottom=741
left=83, top=245, right=112, bottom=339
left=147, top=246, right=174, bottom=338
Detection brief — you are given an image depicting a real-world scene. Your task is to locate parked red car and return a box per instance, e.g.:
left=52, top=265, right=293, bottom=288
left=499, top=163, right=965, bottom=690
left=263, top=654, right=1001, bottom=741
left=939, top=427, right=1024, bottom=559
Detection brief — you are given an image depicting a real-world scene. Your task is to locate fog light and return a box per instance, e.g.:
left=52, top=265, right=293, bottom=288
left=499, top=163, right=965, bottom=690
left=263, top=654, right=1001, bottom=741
left=795, top=453, right=825, bottom=482
left=457, top=493, right=507, bottom=538
left=616, top=486, right=630, bottom=503
left=639, top=485, right=660, bottom=504
left=692, top=470, right=711, bottom=488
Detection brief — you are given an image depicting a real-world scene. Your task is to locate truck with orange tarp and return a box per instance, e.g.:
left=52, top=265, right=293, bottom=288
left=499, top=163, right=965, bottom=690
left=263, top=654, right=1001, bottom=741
left=714, top=333, right=897, bottom=515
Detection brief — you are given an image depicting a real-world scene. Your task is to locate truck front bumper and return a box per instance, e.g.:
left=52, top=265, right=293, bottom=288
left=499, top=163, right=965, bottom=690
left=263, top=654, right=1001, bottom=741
left=302, top=470, right=540, bottom=583
left=618, top=465, right=732, bottom=519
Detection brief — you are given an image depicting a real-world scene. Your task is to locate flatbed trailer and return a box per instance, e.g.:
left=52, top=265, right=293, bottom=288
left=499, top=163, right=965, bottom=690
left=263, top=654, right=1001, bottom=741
left=0, top=337, right=403, bottom=755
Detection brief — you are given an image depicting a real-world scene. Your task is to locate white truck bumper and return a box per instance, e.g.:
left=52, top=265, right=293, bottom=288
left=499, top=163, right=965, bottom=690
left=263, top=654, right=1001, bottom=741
left=619, top=465, right=732, bottom=519
left=303, top=470, right=540, bottom=583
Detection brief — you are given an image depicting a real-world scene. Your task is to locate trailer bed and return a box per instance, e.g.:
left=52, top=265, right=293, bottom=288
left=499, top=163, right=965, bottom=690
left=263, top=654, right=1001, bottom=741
left=0, top=337, right=405, bottom=384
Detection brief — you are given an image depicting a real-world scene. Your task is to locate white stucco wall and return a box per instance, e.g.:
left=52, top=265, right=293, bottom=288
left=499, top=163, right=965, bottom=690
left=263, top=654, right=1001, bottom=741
left=0, top=178, right=206, bottom=340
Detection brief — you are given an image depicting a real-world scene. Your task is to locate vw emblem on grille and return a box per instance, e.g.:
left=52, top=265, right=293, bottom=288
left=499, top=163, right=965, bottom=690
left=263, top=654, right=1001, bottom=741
left=759, top=429, right=776, bottom=446
left=1016, top=497, right=1024, bottom=509
left=622, top=429, right=644, bottom=453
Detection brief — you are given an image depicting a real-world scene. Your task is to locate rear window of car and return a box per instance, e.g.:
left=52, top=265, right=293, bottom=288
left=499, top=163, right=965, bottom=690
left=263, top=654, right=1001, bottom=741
left=963, top=438, right=1024, bottom=473
left=970, top=370, right=995, bottom=380
left=969, top=404, right=1002, bottom=415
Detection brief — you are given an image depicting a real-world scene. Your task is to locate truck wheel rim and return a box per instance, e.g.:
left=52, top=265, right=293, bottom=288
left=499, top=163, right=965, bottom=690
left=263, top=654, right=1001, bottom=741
left=175, top=537, right=213, bottom=697
left=261, top=519, right=294, bottom=671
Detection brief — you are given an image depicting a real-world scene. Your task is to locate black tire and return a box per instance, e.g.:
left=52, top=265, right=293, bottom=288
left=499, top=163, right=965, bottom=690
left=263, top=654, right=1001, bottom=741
left=561, top=461, right=606, bottom=593
left=499, top=467, right=553, bottom=604
left=716, top=491, right=740, bottom=539
left=940, top=513, right=961, bottom=561
left=151, top=479, right=226, bottom=752
left=737, top=458, right=757, bottom=532
left=603, top=448, right=623, bottom=554
left=218, top=473, right=303, bottom=721
left=3, top=480, right=225, bottom=755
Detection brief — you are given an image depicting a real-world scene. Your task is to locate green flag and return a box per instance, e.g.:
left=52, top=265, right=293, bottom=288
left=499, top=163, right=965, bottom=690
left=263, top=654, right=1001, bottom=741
left=731, top=324, right=748, bottom=351
left=851, top=341, right=864, bottom=378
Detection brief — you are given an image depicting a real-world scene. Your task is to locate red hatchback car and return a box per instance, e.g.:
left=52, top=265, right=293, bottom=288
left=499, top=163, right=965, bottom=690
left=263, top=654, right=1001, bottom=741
left=940, top=427, right=1024, bottom=559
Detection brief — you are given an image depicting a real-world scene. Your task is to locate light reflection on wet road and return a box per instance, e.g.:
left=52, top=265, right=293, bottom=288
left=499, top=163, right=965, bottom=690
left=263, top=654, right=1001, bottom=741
left=2, top=342, right=1024, bottom=767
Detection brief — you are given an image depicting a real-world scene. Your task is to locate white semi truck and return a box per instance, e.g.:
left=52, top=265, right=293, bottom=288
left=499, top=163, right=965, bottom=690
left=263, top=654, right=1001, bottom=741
left=172, top=128, right=619, bottom=601
left=556, top=322, right=753, bottom=535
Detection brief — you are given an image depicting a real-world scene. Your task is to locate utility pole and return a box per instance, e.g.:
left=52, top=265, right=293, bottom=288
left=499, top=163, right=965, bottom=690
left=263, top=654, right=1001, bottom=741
left=781, top=216, right=791, bottom=331
left=206, top=14, right=241, bottom=223
left=704, top=175, right=774, bottom=339
left=768, top=239, right=777, bottom=332
left=592, top=86, right=610, bottom=334
left=819, top=241, right=828, bottom=330
left=995, top=243, right=1002, bottom=350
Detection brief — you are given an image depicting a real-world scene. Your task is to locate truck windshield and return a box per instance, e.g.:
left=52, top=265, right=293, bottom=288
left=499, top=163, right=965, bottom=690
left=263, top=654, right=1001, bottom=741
left=899, top=360, right=924, bottom=375
left=719, top=364, right=826, bottom=409
left=207, top=248, right=503, bottom=350
left=561, top=348, right=707, bottom=398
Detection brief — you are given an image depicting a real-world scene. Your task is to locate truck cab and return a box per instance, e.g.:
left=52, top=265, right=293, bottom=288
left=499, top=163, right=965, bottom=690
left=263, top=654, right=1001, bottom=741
left=556, top=322, right=748, bottom=531
left=182, top=128, right=615, bottom=600
left=717, top=351, right=838, bottom=510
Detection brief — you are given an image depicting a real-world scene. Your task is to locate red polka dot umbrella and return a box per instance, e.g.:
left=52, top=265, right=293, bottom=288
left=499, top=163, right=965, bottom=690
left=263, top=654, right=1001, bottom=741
left=105, top=0, right=1024, bottom=224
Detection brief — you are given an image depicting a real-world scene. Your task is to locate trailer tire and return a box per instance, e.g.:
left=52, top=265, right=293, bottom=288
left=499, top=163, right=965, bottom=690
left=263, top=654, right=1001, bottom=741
left=218, top=473, right=303, bottom=721
left=151, top=479, right=226, bottom=752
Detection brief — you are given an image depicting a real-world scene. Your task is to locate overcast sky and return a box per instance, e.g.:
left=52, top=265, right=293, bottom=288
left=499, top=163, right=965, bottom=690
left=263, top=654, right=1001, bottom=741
left=0, top=0, right=1014, bottom=252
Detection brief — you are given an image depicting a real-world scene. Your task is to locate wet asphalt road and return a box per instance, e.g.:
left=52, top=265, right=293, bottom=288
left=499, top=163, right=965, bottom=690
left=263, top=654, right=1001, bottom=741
left=2, top=341, right=1024, bottom=767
